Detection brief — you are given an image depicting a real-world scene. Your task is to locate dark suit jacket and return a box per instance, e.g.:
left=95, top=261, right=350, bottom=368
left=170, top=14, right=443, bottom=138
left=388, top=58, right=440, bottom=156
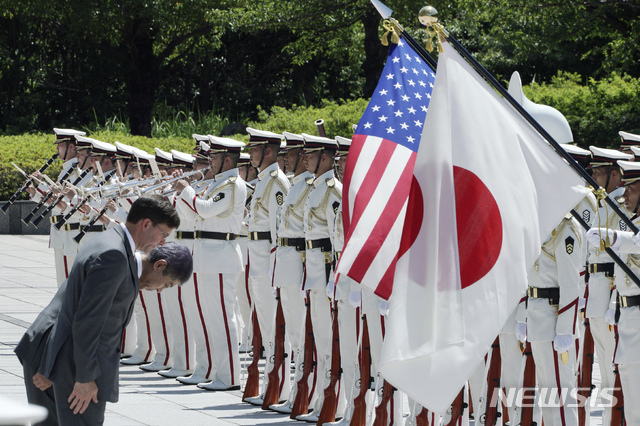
left=14, top=281, right=68, bottom=370
left=39, top=225, right=139, bottom=403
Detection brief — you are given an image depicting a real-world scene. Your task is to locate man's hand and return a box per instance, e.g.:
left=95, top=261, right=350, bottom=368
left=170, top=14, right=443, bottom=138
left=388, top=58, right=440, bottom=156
left=32, top=372, right=52, bottom=391
left=68, top=381, right=98, bottom=415
left=174, top=179, right=189, bottom=195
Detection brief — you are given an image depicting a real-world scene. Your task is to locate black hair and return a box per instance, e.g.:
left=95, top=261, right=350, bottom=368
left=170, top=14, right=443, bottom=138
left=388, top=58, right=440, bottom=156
left=147, top=243, right=193, bottom=284
left=127, top=195, right=180, bottom=229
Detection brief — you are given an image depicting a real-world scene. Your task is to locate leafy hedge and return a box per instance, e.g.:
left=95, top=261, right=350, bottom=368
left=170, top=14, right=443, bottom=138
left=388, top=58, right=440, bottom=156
left=2, top=79, right=639, bottom=200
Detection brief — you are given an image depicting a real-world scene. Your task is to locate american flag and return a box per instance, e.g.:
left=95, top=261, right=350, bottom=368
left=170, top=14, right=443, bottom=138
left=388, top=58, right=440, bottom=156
left=337, top=36, right=436, bottom=299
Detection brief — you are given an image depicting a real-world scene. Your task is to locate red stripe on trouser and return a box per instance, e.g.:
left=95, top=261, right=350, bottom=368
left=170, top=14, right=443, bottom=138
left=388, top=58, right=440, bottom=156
left=178, top=287, right=190, bottom=370
left=552, top=346, right=567, bottom=426
left=139, top=291, right=153, bottom=362
left=381, top=315, right=385, bottom=339
left=64, top=255, right=69, bottom=278
left=194, top=273, right=213, bottom=378
left=157, top=293, right=170, bottom=365
left=219, top=274, right=236, bottom=385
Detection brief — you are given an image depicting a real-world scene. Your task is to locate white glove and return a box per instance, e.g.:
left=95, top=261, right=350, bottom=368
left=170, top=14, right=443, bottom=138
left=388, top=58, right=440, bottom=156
left=379, top=301, right=390, bottom=316
left=585, top=228, right=621, bottom=250
left=553, top=334, right=574, bottom=353
left=326, top=280, right=335, bottom=299
left=272, top=287, right=278, bottom=298
left=632, top=232, right=640, bottom=246
left=578, top=297, right=586, bottom=310
left=605, top=308, right=616, bottom=325
left=515, top=321, right=527, bottom=343
left=349, top=291, right=362, bottom=308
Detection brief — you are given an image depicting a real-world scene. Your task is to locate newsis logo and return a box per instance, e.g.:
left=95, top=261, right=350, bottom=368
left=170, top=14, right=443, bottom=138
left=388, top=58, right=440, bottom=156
left=489, top=387, right=618, bottom=409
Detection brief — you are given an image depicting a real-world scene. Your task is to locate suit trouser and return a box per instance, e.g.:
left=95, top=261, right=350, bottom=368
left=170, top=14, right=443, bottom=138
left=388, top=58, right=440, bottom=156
left=52, top=381, right=106, bottom=426
left=22, top=362, right=58, bottom=426
left=53, top=248, right=66, bottom=288
left=531, top=340, right=579, bottom=426
left=197, top=272, right=241, bottom=386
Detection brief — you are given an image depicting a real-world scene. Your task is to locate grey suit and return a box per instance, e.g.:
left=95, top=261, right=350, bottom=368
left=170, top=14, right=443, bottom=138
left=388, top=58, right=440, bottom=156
left=37, top=225, right=139, bottom=424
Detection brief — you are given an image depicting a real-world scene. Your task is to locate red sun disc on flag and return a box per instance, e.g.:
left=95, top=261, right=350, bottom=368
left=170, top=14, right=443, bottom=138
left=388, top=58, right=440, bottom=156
left=453, top=166, right=503, bottom=288
left=398, top=175, right=424, bottom=259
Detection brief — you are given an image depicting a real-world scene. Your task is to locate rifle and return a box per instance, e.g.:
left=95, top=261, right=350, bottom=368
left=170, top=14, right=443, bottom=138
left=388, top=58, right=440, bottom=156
left=445, top=387, right=466, bottom=426
left=32, top=168, right=91, bottom=227
left=372, top=380, right=395, bottom=426
left=262, top=289, right=286, bottom=409
left=519, top=341, right=536, bottom=426
left=484, top=337, right=502, bottom=426
left=415, top=407, right=430, bottom=426
left=350, top=313, right=371, bottom=426
left=578, top=319, right=595, bottom=426
left=317, top=299, right=341, bottom=424
left=242, top=309, right=262, bottom=401
left=315, top=119, right=327, bottom=137
left=22, top=163, right=76, bottom=225
left=290, top=291, right=315, bottom=419
left=2, top=153, right=58, bottom=213
left=611, top=326, right=625, bottom=425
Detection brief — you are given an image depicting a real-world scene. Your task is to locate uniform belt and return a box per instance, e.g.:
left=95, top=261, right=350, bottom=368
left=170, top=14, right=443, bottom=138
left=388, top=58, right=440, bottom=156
left=248, top=231, right=271, bottom=241
left=588, top=262, right=614, bottom=277
left=527, top=286, right=560, bottom=306
left=81, top=224, right=106, bottom=233
left=174, top=231, right=195, bottom=239
left=62, top=223, right=80, bottom=231
left=618, top=294, right=640, bottom=308
left=195, top=231, right=236, bottom=240
left=277, top=237, right=305, bottom=251
left=50, top=215, right=64, bottom=224
left=306, top=238, right=332, bottom=253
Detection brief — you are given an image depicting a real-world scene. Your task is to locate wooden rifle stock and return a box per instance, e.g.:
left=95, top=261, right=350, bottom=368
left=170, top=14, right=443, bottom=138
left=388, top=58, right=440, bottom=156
left=372, top=380, right=395, bottom=426
left=242, top=309, right=262, bottom=401
left=578, top=319, right=595, bottom=426
left=2, top=153, right=58, bottom=213
left=290, top=292, right=315, bottom=418
left=317, top=300, right=341, bottom=424
left=519, top=342, right=536, bottom=426
left=484, top=337, right=502, bottom=425
left=415, top=407, right=430, bottom=426
left=445, top=387, right=466, bottom=426
left=315, top=119, right=326, bottom=137
left=262, top=289, right=286, bottom=409
left=350, top=314, right=371, bottom=426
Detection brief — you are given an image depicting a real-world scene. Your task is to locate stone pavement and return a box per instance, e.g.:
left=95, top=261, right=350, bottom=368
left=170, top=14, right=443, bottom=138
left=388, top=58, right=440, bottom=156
left=0, top=235, right=607, bottom=425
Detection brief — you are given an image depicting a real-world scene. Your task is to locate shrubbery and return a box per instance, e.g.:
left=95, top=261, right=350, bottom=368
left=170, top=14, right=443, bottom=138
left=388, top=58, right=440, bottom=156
left=1, top=78, right=639, bottom=200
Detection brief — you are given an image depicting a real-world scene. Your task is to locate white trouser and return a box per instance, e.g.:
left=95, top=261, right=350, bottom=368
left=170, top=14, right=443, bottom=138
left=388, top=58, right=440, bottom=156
left=307, top=288, right=333, bottom=413
left=249, top=274, right=275, bottom=393
left=279, top=286, right=305, bottom=403
left=236, top=266, right=252, bottom=348
left=589, top=316, right=615, bottom=425
left=186, top=273, right=215, bottom=379
left=197, top=272, right=241, bottom=386
left=619, top=362, right=640, bottom=425
left=121, top=317, right=137, bottom=357
left=53, top=247, right=66, bottom=287
left=147, top=290, right=172, bottom=367
left=130, top=291, right=155, bottom=362
left=531, top=340, right=578, bottom=426
left=163, top=284, right=195, bottom=372
left=499, top=332, right=523, bottom=424
left=337, top=299, right=359, bottom=421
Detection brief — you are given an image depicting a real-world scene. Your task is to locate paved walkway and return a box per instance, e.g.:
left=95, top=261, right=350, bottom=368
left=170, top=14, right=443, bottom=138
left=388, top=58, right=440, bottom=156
left=0, top=235, right=606, bottom=425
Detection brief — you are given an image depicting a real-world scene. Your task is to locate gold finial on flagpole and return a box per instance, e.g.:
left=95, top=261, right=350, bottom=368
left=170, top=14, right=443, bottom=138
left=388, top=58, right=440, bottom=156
left=418, top=5, right=447, bottom=52
left=382, top=20, right=401, bottom=46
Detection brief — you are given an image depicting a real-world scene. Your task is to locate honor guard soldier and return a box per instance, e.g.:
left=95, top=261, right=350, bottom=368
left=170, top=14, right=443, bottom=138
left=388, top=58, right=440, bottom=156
left=586, top=159, right=640, bottom=425
left=244, top=127, right=291, bottom=404
left=27, top=128, right=84, bottom=286
left=618, top=131, right=640, bottom=154
left=329, top=135, right=362, bottom=425
left=158, top=148, right=201, bottom=379
left=169, top=137, right=218, bottom=384
left=270, top=131, right=314, bottom=414
left=296, top=133, right=344, bottom=422
left=173, top=136, right=247, bottom=391
left=516, top=214, right=582, bottom=426
left=582, top=146, right=631, bottom=425
left=235, top=152, right=254, bottom=353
